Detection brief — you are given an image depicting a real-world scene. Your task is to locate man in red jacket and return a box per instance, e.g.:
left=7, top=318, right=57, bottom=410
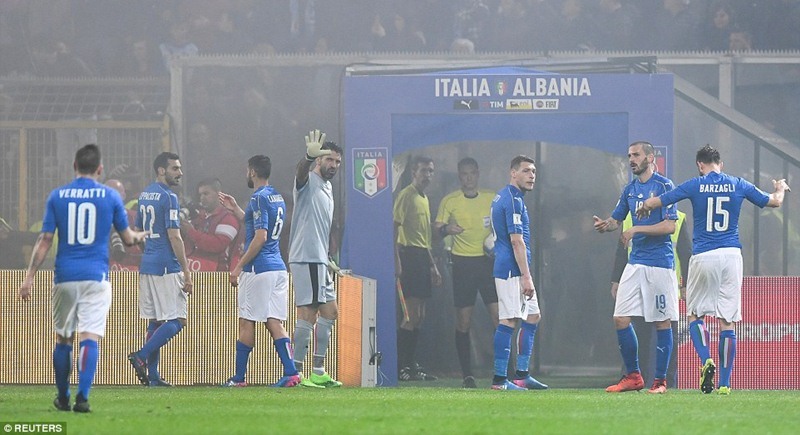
left=182, top=178, right=240, bottom=271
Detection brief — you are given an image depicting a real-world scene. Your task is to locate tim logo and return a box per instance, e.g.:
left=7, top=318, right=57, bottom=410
left=353, top=147, right=388, bottom=198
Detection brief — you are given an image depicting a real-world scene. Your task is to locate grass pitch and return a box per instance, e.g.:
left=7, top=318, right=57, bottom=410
left=2, top=384, right=799, bottom=434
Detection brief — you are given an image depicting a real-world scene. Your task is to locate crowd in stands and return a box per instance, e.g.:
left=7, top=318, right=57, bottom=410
left=1, top=0, right=799, bottom=77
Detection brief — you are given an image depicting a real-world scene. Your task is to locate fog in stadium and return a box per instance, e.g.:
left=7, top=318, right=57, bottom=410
left=1, top=1, right=798, bottom=385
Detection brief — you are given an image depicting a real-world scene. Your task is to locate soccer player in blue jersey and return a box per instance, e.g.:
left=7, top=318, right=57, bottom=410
left=219, top=155, right=300, bottom=387
left=638, top=144, right=789, bottom=395
left=19, top=144, right=147, bottom=412
left=489, top=155, right=547, bottom=391
left=127, top=152, right=194, bottom=387
left=594, top=141, right=680, bottom=394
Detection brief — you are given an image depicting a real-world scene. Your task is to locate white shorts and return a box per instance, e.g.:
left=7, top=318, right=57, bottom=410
left=290, top=263, right=335, bottom=306
left=494, top=276, right=540, bottom=320
left=139, top=273, right=188, bottom=321
left=614, top=263, right=679, bottom=322
left=238, top=270, right=289, bottom=322
left=52, top=280, right=112, bottom=338
left=686, top=247, right=743, bottom=323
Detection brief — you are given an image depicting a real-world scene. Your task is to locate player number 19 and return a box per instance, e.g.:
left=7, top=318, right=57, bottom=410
left=706, top=196, right=730, bottom=232
left=67, top=202, right=96, bottom=245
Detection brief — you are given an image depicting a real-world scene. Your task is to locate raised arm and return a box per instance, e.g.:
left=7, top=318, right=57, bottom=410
left=766, top=179, right=790, bottom=208
left=219, top=192, right=245, bottom=221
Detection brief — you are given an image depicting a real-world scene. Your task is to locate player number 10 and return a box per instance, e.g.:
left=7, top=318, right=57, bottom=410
left=705, top=196, right=730, bottom=232
left=67, top=202, right=97, bottom=245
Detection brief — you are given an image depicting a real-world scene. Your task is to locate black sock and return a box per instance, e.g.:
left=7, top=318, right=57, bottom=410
left=397, top=328, right=413, bottom=369
left=455, top=330, right=472, bottom=377
left=409, top=329, right=420, bottom=366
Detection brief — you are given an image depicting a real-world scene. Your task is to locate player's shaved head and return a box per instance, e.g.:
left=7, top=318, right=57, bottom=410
left=630, top=141, right=655, bottom=156
left=105, top=179, right=126, bottom=199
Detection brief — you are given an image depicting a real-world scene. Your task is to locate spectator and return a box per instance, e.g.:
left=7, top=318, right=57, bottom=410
left=550, top=0, right=597, bottom=51
left=159, top=21, right=199, bottom=70
left=595, top=0, right=642, bottom=51
left=115, top=36, right=164, bottom=77
left=485, top=0, right=534, bottom=52
left=454, top=0, right=491, bottom=51
left=702, top=1, right=739, bottom=51
left=728, top=30, right=753, bottom=51
left=650, top=0, right=702, bottom=51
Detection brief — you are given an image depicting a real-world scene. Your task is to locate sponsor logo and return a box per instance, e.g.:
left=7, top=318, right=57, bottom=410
left=453, top=99, right=478, bottom=110
left=532, top=99, right=559, bottom=110
left=353, top=148, right=388, bottom=198
left=496, top=81, right=508, bottom=96
left=506, top=99, right=532, bottom=110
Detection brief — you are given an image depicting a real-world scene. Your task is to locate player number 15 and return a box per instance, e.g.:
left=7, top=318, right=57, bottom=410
left=706, top=196, right=730, bottom=232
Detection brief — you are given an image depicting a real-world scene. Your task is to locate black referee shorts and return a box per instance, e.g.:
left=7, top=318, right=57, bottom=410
left=399, top=246, right=432, bottom=299
left=451, top=254, right=497, bottom=308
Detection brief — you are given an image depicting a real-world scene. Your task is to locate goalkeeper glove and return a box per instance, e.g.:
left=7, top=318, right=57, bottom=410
left=305, top=129, right=332, bottom=161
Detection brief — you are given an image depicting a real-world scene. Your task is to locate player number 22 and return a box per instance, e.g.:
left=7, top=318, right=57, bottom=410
left=705, top=196, right=730, bottom=232
left=139, top=204, right=156, bottom=235
left=67, top=202, right=96, bottom=245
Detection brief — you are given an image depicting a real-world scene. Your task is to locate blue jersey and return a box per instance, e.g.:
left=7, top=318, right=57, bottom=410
left=243, top=185, right=286, bottom=273
left=491, top=184, right=530, bottom=279
left=42, top=177, right=129, bottom=283
left=137, top=182, right=181, bottom=275
left=611, top=173, right=678, bottom=269
left=659, top=171, right=770, bottom=254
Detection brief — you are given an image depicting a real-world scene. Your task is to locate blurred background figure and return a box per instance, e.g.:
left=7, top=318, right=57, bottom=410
left=181, top=177, right=240, bottom=272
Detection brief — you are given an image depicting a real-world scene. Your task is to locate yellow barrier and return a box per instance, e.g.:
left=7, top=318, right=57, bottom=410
left=0, top=270, right=367, bottom=386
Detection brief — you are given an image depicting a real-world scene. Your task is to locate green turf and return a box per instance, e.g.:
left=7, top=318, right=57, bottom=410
left=1, top=385, right=799, bottom=434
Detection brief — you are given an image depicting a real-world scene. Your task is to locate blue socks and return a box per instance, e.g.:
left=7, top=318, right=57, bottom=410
left=53, top=343, right=72, bottom=400
left=719, top=330, right=737, bottom=388
left=233, top=340, right=253, bottom=382
left=516, top=322, right=538, bottom=377
left=139, top=319, right=182, bottom=360
left=77, top=339, right=98, bottom=400
left=146, top=321, right=162, bottom=382
left=493, top=324, right=514, bottom=382
left=616, top=324, right=640, bottom=374
left=274, top=337, right=297, bottom=376
left=654, top=328, right=673, bottom=381
left=689, top=319, right=711, bottom=363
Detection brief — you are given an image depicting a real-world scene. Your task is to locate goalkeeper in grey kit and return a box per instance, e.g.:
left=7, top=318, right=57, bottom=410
left=288, top=129, right=345, bottom=387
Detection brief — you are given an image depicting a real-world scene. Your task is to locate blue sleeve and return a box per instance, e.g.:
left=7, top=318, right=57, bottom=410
left=41, top=192, right=57, bottom=233
left=660, top=178, right=694, bottom=206
left=165, top=193, right=180, bottom=229
left=610, top=187, right=629, bottom=222
left=255, top=195, right=270, bottom=231
left=662, top=180, right=679, bottom=220
left=112, top=190, right=129, bottom=232
left=506, top=197, right=523, bottom=235
left=741, top=179, right=770, bottom=208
